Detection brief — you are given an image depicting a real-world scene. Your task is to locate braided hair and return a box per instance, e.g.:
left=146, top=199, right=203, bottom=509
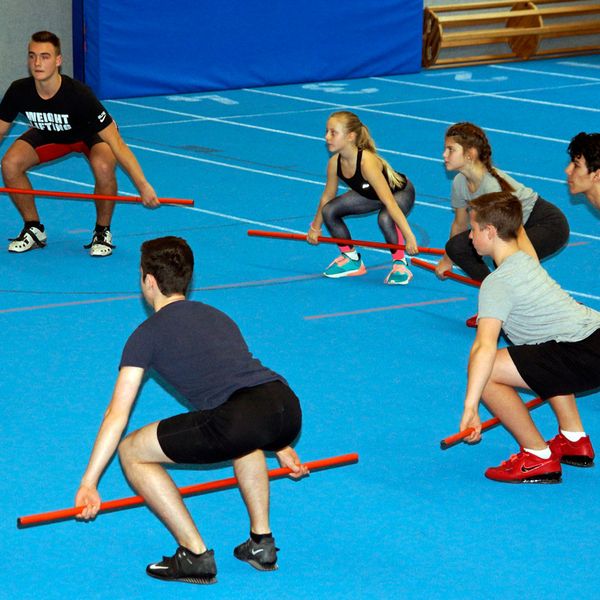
left=445, top=122, right=514, bottom=192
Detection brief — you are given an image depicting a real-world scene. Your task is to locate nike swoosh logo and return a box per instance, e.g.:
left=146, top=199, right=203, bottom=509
left=251, top=548, right=265, bottom=555
left=148, top=565, right=169, bottom=570
left=520, top=464, right=543, bottom=473
left=361, top=183, right=370, bottom=189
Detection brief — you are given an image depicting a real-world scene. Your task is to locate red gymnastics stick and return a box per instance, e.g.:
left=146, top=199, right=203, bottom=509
left=17, top=453, right=359, bottom=528
left=0, top=187, right=194, bottom=206
left=440, top=398, right=545, bottom=449
left=410, top=257, right=481, bottom=287
left=247, top=229, right=445, bottom=256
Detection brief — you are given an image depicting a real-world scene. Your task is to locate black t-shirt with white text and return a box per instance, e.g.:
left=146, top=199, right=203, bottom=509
left=0, top=75, right=113, bottom=143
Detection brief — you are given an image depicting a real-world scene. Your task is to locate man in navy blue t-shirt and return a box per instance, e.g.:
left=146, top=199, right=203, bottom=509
left=75, top=236, right=305, bottom=584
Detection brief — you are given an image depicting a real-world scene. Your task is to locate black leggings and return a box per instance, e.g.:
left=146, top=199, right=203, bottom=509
left=445, top=197, right=570, bottom=281
left=321, top=180, right=415, bottom=252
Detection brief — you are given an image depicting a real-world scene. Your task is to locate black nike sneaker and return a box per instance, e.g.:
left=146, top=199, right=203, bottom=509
left=234, top=536, right=279, bottom=571
left=146, top=546, right=217, bottom=584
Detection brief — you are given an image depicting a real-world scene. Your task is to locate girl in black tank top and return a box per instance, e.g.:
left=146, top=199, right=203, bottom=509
left=307, top=111, right=418, bottom=285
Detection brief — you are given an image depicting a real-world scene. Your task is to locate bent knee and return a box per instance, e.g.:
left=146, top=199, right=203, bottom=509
left=90, top=159, right=117, bottom=183
left=321, top=202, right=335, bottom=223
left=118, top=434, right=136, bottom=463
left=1, top=154, right=31, bottom=180
left=445, top=235, right=464, bottom=261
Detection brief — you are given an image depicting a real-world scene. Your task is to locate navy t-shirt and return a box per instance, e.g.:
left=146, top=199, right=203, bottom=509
left=0, top=75, right=113, bottom=144
left=120, top=300, right=283, bottom=410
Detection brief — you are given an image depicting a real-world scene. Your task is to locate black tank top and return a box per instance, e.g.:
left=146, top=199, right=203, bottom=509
left=337, top=149, right=405, bottom=200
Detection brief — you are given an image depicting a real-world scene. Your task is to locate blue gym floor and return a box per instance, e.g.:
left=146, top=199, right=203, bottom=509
left=1, top=56, right=599, bottom=599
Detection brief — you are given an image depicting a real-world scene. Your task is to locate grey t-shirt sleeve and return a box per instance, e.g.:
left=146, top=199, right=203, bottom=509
left=451, top=170, right=537, bottom=223
left=478, top=275, right=512, bottom=323
left=450, top=174, right=469, bottom=209
left=450, top=172, right=502, bottom=209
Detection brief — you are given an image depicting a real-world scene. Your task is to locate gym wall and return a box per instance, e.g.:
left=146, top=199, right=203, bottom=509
left=0, top=0, right=73, bottom=89
left=81, top=0, right=423, bottom=99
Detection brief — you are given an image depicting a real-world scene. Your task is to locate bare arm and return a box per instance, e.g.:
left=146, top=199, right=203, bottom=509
left=75, top=366, right=144, bottom=519
left=307, top=156, right=339, bottom=244
left=0, top=119, right=13, bottom=146
left=516, top=225, right=539, bottom=262
left=98, top=122, right=159, bottom=207
left=459, top=317, right=502, bottom=443
left=361, top=152, right=418, bottom=254
left=435, top=206, right=469, bottom=278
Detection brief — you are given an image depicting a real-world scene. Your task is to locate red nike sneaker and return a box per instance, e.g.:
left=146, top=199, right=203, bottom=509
left=466, top=314, right=478, bottom=328
left=485, top=448, right=562, bottom=483
left=548, top=431, right=595, bottom=467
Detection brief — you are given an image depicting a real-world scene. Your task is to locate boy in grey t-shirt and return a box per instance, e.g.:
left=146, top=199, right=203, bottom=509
left=459, top=192, right=600, bottom=484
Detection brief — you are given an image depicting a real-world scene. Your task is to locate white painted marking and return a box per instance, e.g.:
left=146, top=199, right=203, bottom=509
left=244, top=87, right=571, bottom=143
left=490, top=64, right=600, bottom=82
left=426, top=71, right=508, bottom=82
left=166, top=94, right=239, bottom=105
left=372, top=76, right=600, bottom=113
left=558, top=61, right=600, bottom=70
left=302, top=82, right=378, bottom=94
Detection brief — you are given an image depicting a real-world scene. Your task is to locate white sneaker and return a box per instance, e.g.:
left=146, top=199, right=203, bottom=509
left=84, top=229, right=115, bottom=257
left=8, top=224, right=47, bottom=253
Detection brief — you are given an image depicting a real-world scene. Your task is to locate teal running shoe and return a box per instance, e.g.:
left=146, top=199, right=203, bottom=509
left=323, top=253, right=367, bottom=278
left=384, top=259, right=413, bottom=285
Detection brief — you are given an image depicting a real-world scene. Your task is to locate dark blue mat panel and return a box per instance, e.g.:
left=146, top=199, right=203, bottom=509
left=82, top=0, right=422, bottom=98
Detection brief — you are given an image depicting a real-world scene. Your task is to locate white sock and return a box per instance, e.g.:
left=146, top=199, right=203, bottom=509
left=560, top=429, right=586, bottom=442
left=524, top=446, right=552, bottom=459
left=344, top=250, right=359, bottom=261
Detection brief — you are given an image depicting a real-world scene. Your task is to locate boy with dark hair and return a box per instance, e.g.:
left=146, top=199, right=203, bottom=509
left=566, top=131, right=600, bottom=210
left=459, top=192, right=600, bottom=484
left=0, top=31, right=159, bottom=256
left=75, top=237, right=306, bottom=583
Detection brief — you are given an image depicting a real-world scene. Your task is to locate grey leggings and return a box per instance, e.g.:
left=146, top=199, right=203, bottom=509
left=321, top=180, right=416, bottom=252
left=445, top=197, right=570, bottom=281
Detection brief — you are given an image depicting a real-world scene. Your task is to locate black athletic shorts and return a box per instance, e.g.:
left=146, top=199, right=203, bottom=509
left=19, top=128, right=104, bottom=163
left=508, top=327, right=600, bottom=399
left=156, top=380, right=302, bottom=464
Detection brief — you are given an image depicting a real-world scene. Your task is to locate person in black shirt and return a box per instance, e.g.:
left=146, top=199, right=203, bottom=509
left=75, top=236, right=306, bottom=584
left=0, top=31, right=159, bottom=256
left=307, top=110, right=418, bottom=285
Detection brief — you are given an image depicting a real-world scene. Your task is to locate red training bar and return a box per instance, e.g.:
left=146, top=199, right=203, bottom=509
left=17, top=453, right=358, bottom=527
left=247, top=229, right=445, bottom=256
left=0, top=187, right=194, bottom=206
left=440, top=398, right=545, bottom=449
left=410, top=257, right=481, bottom=287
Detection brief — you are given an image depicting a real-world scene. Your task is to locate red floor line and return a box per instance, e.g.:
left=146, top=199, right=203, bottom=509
left=304, top=296, right=468, bottom=320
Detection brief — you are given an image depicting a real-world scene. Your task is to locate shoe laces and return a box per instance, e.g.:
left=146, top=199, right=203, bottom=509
left=11, top=225, right=37, bottom=241
left=85, top=229, right=115, bottom=249
left=500, top=451, right=525, bottom=467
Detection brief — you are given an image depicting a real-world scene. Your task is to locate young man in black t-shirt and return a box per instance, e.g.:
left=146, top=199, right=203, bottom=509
left=75, top=237, right=306, bottom=584
left=0, top=31, right=159, bottom=256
